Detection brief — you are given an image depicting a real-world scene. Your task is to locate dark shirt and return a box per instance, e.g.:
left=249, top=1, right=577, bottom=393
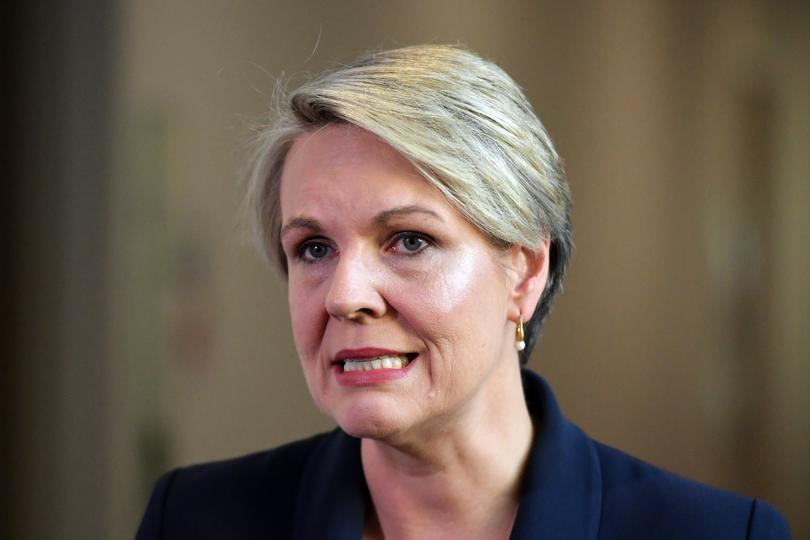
left=136, top=369, right=790, bottom=539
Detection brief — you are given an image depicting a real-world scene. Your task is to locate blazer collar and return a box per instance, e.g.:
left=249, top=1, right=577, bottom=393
left=511, top=369, right=602, bottom=539
left=292, top=369, right=602, bottom=539
left=292, top=428, right=365, bottom=540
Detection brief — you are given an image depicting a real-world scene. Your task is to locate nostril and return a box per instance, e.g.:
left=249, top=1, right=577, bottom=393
left=344, top=307, right=377, bottom=322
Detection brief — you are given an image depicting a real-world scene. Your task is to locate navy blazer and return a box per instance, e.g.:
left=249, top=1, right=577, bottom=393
left=136, top=370, right=790, bottom=539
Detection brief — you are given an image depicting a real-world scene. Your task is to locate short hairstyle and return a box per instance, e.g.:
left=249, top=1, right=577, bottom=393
left=246, top=44, right=573, bottom=364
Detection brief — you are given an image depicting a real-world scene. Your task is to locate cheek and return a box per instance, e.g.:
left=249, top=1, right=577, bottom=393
left=442, top=251, right=502, bottom=315
left=287, top=277, right=325, bottom=360
left=398, top=251, right=506, bottom=342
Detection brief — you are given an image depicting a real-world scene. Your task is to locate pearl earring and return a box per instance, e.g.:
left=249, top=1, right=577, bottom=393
left=516, top=316, right=526, bottom=351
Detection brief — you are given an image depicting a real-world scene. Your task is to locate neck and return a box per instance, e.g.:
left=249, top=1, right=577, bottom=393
left=361, top=363, right=533, bottom=540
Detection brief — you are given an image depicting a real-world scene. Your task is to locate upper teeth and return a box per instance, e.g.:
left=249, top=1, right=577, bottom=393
left=343, top=355, right=410, bottom=372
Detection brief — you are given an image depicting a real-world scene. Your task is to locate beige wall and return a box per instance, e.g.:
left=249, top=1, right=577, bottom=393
left=18, top=1, right=805, bottom=538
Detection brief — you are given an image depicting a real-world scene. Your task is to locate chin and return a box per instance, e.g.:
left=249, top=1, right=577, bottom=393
left=331, top=402, right=410, bottom=441
left=338, top=422, right=395, bottom=441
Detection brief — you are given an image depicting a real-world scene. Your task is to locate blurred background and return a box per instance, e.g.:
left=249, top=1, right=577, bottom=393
left=3, top=0, right=809, bottom=538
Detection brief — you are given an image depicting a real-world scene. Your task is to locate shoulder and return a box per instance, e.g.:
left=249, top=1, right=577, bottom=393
left=135, top=430, right=336, bottom=540
left=594, top=441, right=791, bottom=540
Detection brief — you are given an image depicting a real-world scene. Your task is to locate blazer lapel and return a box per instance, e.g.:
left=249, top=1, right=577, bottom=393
left=511, top=370, right=603, bottom=540
left=292, top=429, right=366, bottom=540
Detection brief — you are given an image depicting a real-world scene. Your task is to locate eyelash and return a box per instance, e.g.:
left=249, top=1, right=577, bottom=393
left=388, top=231, right=432, bottom=254
left=296, top=237, right=333, bottom=264
left=293, top=231, right=433, bottom=264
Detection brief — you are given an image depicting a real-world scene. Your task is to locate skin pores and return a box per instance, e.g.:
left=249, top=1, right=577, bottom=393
left=279, top=124, right=527, bottom=445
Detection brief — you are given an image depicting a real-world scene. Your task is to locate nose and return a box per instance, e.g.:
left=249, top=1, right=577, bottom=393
left=324, top=250, right=388, bottom=322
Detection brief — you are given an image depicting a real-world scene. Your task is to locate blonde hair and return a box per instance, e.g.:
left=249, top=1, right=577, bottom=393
left=246, top=44, right=573, bottom=363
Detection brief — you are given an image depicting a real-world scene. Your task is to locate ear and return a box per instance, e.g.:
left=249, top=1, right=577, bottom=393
left=506, top=238, right=551, bottom=323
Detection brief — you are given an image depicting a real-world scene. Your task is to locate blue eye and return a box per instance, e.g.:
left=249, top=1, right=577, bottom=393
left=392, top=232, right=431, bottom=254
left=298, top=240, right=332, bottom=262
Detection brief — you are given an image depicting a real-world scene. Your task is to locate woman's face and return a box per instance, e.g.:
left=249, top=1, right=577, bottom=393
left=279, top=124, right=531, bottom=441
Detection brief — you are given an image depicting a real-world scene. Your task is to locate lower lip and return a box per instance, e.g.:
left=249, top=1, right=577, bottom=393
left=334, top=357, right=416, bottom=387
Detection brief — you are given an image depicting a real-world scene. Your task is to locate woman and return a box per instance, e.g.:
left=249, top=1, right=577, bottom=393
left=136, top=45, right=789, bottom=539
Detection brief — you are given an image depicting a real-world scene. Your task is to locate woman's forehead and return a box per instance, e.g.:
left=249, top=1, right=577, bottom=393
left=283, top=124, right=413, bottom=177
left=279, top=124, right=442, bottom=215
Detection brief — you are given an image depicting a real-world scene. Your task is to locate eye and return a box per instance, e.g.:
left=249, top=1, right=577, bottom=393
left=297, top=239, right=333, bottom=262
left=390, top=232, right=431, bottom=254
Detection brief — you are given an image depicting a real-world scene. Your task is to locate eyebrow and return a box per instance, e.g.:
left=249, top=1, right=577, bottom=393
left=280, top=205, right=444, bottom=239
left=280, top=217, right=322, bottom=239
left=373, top=205, right=445, bottom=226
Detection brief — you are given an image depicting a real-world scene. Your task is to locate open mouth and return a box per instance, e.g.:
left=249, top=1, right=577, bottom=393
left=340, top=353, right=418, bottom=372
